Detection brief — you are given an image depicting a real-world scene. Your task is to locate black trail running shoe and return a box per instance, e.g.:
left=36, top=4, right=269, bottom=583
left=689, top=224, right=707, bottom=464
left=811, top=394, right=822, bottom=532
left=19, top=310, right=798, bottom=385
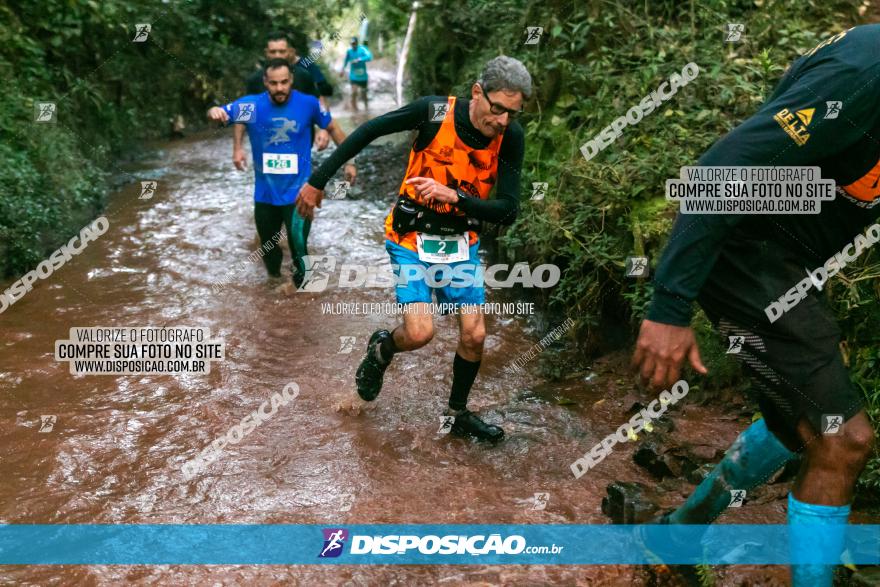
left=355, top=329, right=392, bottom=401
left=450, top=410, right=504, bottom=442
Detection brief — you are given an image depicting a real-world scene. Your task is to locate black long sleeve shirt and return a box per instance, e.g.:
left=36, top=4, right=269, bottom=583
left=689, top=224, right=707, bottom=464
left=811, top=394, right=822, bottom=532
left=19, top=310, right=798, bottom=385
left=307, top=96, right=525, bottom=224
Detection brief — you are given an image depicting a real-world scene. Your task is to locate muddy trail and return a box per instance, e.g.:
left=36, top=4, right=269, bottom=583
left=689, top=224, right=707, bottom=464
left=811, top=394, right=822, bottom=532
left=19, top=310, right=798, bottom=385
left=1, top=74, right=872, bottom=586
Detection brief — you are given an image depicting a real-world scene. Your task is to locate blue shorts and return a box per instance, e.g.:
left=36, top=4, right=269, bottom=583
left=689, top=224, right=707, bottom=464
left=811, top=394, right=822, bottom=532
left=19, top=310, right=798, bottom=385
left=385, top=239, right=485, bottom=306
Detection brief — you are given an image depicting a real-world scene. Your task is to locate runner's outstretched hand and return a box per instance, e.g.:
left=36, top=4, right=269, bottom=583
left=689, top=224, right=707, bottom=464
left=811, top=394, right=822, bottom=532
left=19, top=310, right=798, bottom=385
left=233, top=147, right=248, bottom=171
left=207, top=106, right=229, bottom=124
left=344, top=164, right=357, bottom=185
left=296, top=183, right=324, bottom=220
left=631, top=319, right=707, bottom=391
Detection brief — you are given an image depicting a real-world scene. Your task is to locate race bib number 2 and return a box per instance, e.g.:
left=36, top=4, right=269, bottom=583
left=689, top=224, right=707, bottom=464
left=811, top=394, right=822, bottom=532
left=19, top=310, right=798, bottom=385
left=416, top=233, right=468, bottom=263
left=263, top=153, right=298, bottom=174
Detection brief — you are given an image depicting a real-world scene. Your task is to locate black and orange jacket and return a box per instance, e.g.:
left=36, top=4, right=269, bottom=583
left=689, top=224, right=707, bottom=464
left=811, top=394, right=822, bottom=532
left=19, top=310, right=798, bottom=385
left=649, top=24, right=880, bottom=326
left=307, top=95, right=525, bottom=251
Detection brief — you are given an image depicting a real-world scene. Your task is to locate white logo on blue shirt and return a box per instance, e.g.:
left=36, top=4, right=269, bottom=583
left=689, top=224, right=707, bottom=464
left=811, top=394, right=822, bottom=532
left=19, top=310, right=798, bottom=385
left=235, top=103, right=255, bottom=122
left=269, top=117, right=299, bottom=145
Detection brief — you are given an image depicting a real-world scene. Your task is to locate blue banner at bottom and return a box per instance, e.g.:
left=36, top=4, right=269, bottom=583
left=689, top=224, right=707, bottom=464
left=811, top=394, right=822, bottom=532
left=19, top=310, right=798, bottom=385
left=0, top=524, right=877, bottom=565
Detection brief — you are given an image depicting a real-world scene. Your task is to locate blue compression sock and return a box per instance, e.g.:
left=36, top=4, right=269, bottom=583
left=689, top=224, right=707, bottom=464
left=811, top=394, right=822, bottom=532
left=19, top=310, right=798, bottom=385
left=788, top=493, right=850, bottom=587
left=669, top=418, right=795, bottom=524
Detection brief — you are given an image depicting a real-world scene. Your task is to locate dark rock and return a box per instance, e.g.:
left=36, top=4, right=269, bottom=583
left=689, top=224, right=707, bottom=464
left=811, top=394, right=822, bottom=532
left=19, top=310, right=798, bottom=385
left=748, top=483, right=790, bottom=505
left=626, top=498, right=660, bottom=524
left=634, top=440, right=723, bottom=481
left=601, top=481, right=660, bottom=524
left=659, top=477, right=681, bottom=492
left=633, top=442, right=675, bottom=478
left=687, top=444, right=724, bottom=462
left=686, top=463, right=715, bottom=485
left=633, top=441, right=701, bottom=480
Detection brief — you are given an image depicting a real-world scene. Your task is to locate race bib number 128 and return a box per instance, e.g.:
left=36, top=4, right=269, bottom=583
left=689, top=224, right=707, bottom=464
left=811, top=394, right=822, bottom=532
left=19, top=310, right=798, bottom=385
left=263, top=153, right=298, bottom=174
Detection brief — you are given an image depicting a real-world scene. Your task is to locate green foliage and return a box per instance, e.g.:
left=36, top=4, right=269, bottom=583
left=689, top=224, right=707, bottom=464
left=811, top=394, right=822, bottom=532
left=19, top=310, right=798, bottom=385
left=696, top=563, right=716, bottom=587
left=829, top=251, right=880, bottom=490
left=388, top=0, right=880, bottom=491
left=692, top=310, right=744, bottom=391
left=0, top=0, right=347, bottom=276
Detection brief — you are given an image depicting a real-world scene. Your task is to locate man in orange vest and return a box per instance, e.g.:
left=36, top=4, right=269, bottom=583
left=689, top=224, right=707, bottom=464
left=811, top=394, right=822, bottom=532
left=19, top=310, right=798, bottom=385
left=296, top=56, right=530, bottom=441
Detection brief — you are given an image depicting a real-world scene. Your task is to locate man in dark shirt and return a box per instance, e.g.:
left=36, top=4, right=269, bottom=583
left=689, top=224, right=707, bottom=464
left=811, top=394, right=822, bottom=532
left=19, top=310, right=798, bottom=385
left=244, top=29, right=334, bottom=109
left=633, top=25, right=879, bottom=585
left=296, top=56, right=530, bottom=442
left=243, top=37, right=318, bottom=97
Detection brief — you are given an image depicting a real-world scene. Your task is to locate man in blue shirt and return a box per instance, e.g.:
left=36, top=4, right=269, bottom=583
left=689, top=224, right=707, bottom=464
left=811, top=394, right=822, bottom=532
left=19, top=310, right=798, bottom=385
left=341, top=36, right=372, bottom=111
left=208, top=59, right=351, bottom=286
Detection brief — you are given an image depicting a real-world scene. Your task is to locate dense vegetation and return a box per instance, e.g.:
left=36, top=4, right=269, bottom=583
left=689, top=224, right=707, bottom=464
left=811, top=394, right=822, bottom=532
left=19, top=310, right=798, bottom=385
left=0, top=0, right=350, bottom=276
left=379, top=0, right=880, bottom=491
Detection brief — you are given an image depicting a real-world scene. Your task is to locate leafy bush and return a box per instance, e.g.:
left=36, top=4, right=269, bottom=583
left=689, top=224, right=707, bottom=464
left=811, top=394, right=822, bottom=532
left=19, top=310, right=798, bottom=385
left=0, top=0, right=347, bottom=276
left=389, top=0, right=880, bottom=491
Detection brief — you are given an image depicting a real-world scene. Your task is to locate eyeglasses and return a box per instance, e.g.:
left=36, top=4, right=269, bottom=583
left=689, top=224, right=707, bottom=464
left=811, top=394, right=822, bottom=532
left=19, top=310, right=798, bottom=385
left=479, top=84, right=523, bottom=119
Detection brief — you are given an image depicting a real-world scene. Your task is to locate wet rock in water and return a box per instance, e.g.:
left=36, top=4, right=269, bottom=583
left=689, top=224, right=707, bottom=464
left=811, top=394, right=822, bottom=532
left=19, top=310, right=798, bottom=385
left=633, top=440, right=724, bottom=480
left=687, top=443, right=724, bottom=462
left=601, top=481, right=660, bottom=524
left=658, top=477, right=683, bottom=493
left=633, top=441, right=697, bottom=479
left=686, top=463, right=715, bottom=485
left=622, top=398, right=676, bottom=434
left=748, top=483, right=790, bottom=505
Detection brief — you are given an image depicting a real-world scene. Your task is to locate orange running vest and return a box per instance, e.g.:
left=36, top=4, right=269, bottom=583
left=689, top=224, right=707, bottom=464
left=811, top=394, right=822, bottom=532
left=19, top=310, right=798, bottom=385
left=384, top=96, right=505, bottom=251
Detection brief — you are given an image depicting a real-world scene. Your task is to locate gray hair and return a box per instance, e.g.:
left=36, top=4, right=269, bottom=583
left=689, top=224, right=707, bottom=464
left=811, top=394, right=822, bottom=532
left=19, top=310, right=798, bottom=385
left=478, top=56, right=532, bottom=100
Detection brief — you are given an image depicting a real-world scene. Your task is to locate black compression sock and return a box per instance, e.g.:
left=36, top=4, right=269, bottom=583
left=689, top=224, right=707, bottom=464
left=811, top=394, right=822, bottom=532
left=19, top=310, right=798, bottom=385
left=377, top=329, right=399, bottom=364
left=449, top=353, right=481, bottom=411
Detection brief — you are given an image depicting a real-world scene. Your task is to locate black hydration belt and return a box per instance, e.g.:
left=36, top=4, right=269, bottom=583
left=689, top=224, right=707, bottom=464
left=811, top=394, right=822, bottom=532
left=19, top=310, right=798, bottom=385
left=391, top=196, right=481, bottom=236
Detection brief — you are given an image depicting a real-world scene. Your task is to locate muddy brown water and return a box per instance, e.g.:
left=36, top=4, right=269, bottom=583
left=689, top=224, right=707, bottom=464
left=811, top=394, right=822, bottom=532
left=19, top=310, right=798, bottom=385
left=1, top=80, right=864, bottom=585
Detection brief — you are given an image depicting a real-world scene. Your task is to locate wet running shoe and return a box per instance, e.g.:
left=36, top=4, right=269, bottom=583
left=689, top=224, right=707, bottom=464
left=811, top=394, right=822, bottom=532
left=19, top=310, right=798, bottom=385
left=355, top=329, right=392, bottom=401
left=450, top=410, right=504, bottom=442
